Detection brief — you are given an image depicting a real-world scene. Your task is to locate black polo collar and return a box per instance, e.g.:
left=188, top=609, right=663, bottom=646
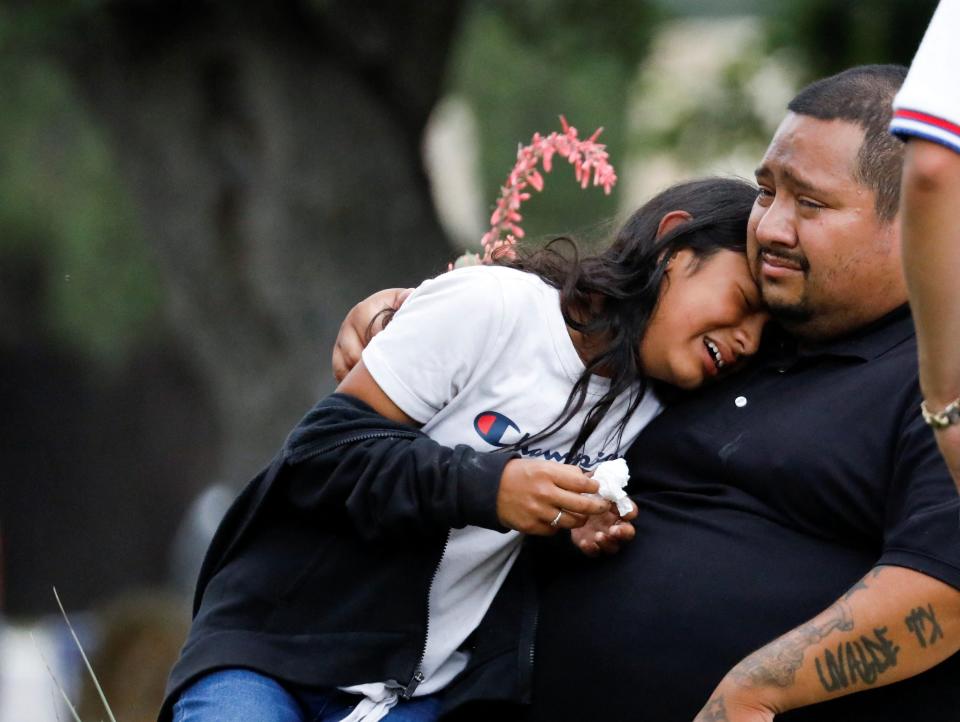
left=797, top=304, right=915, bottom=360
left=760, top=304, right=915, bottom=365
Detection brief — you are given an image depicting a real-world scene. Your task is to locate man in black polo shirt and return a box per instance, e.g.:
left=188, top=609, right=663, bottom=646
left=333, top=66, right=960, bottom=721
left=529, top=66, right=960, bottom=722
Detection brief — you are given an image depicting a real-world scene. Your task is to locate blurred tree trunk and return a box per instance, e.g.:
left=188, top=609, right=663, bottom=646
left=57, top=1, right=464, bottom=484
left=772, top=0, right=939, bottom=79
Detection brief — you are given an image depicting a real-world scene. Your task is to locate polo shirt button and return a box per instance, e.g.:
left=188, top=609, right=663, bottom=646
left=735, top=396, right=748, bottom=408
left=778, top=367, right=787, bottom=374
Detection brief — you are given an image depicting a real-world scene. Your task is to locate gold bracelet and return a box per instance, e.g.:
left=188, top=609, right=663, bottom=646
left=920, top=397, right=960, bottom=429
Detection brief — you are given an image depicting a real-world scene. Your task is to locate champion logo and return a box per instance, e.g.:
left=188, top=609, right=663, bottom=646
left=474, top=411, right=521, bottom=447
left=472, top=409, right=620, bottom=468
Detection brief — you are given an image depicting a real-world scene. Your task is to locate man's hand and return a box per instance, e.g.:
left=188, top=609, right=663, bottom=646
left=496, top=459, right=610, bottom=535
left=332, top=288, right=413, bottom=382
left=570, top=500, right=637, bottom=556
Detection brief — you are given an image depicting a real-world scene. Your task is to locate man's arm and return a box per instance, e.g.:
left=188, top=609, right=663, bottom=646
left=693, top=565, right=960, bottom=721
left=901, top=139, right=960, bottom=488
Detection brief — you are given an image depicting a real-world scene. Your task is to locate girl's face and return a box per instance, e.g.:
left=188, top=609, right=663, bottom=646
left=639, top=248, right=768, bottom=389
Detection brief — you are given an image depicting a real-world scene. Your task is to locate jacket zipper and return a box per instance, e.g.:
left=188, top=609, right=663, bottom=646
left=519, top=547, right=539, bottom=701
left=401, top=528, right=451, bottom=698
left=527, top=606, right=538, bottom=672
left=290, top=430, right=418, bottom=463
left=294, top=427, right=451, bottom=698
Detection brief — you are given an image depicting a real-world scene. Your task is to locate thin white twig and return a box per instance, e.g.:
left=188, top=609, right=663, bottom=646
left=50, top=682, right=64, bottom=722
left=30, top=631, right=83, bottom=722
left=52, top=587, right=118, bottom=722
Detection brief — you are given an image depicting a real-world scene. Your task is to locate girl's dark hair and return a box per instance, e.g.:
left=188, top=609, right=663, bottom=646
left=498, top=176, right=757, bottom=461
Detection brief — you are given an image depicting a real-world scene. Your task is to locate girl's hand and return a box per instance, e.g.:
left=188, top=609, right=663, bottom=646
left=496, top=459, right=609, bottom=535
left=570, top=501, right=637, bottom=556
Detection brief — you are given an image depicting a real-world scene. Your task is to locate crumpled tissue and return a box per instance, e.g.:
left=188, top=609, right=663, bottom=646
left=591, top=457, right=633, bottom=517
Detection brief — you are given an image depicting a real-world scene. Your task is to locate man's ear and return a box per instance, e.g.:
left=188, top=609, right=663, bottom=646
left=656, top=210, right=693, bottom=239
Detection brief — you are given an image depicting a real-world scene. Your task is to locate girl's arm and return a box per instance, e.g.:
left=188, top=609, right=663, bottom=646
left=337, top=357, right=418, bottom=426
left=336, top=359, right=609, bottom=535
left=329, top=286, right=632, bottom=548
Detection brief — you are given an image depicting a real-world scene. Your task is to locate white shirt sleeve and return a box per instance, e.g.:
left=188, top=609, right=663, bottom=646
left=361, top=267, right=508, bottom=424
left=891, top=0, right=960, bottom=153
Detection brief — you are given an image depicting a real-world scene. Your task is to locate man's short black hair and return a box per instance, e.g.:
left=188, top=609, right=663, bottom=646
left=787, top=64, right=907, bottom=221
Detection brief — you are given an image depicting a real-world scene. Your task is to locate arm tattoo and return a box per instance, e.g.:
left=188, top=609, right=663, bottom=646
left=729, top=599, right=855, bottom=689
left=842, top=566, right=886, bottom=601
left=905, top=603, right=944, bottom=648
left=814, top=627, right=900, bottom=692
left=842, top=578, right=868, bottom=601
left=727, top=568, right=899, bottom=694
left=696, top=697, right=730, bottom=722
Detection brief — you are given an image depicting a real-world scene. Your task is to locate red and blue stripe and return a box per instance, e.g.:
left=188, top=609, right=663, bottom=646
left=891, top=108, right=960, bottom=154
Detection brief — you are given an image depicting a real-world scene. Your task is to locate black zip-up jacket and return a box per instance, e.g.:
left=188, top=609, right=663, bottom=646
left=160, top=393, right=537, bottom=721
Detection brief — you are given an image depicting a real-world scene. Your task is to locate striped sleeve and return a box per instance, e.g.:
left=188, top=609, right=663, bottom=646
left=891, top=108, right=960, bottom=154
left=891, top=0, right=960, bottom=153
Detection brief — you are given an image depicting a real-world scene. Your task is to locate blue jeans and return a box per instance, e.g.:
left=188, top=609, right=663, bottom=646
left=172, top=668, right=442, bottom=722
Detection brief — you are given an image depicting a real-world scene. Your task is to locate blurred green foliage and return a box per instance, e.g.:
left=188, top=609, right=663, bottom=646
left=450, top=0, right=939, bottom=252
left=627, top=24, right=786, bottom=167
left=0, top=0, right=943, bottom=363
left=0, top=50, right=161, bottom=363
left=447, top=0, right=661, bottom=247
left=0, top=1, right=105, bottom=49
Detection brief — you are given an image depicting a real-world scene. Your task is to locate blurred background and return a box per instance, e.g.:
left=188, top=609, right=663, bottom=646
left=0, top=0, right=938, bottom=719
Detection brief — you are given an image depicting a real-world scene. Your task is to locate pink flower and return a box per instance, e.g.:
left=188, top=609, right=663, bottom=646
left=453, top=116, right=617, bottom=267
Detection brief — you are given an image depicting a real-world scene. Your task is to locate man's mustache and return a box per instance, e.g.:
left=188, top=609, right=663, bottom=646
left=755, top=246, right=810, bottom=273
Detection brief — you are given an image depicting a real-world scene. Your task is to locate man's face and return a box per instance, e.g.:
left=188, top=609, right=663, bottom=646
left=748, top=113, right=905, bottom=341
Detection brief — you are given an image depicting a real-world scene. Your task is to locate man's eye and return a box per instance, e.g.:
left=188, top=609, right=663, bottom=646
left=799, top=198, right=824, bottom=210
left=756, top=187, right=773, bottom=203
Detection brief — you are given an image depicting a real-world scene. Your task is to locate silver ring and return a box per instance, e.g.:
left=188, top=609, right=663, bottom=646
left=550, top=509, right=563, bottom=528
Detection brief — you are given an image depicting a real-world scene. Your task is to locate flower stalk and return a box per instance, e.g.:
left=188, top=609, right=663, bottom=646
left=454, top=116, right=617, bottom=268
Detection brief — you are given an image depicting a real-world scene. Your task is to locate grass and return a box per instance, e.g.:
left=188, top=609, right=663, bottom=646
left=31, top=588, right=118, bottom=722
